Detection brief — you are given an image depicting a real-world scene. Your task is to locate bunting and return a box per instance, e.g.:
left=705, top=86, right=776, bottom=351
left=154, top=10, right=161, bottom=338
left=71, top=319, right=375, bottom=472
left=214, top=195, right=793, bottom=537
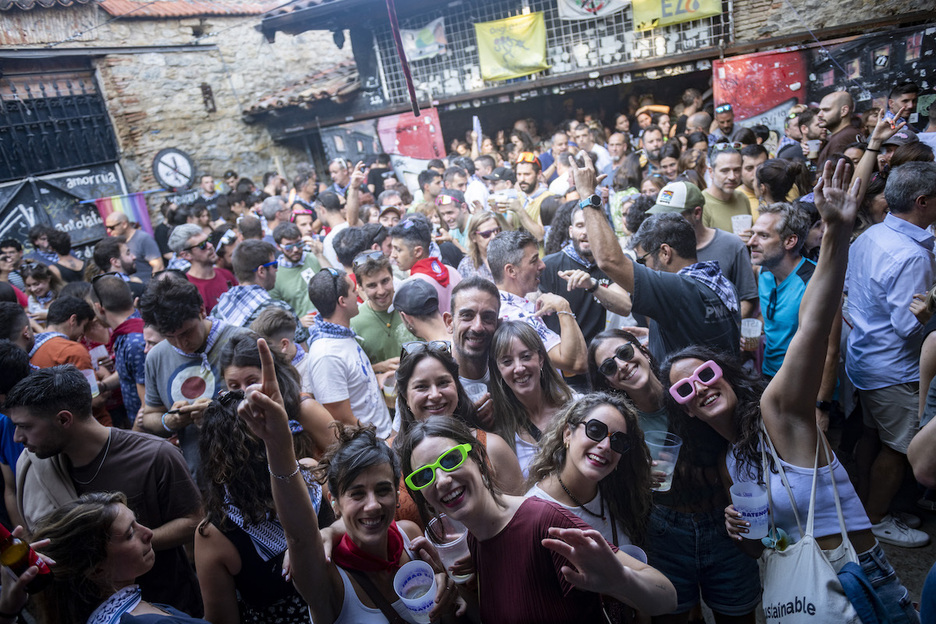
left=93, top=192, right=153, bottom=235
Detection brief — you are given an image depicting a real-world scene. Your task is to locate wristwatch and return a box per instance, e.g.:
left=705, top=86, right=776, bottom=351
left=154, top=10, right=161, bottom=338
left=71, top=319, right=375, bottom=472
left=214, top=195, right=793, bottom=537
left=579, top=194, right=602, bottom=210
left=816, top=400, right=833, bottom=412
left=585, top=279, right=600, bottom=293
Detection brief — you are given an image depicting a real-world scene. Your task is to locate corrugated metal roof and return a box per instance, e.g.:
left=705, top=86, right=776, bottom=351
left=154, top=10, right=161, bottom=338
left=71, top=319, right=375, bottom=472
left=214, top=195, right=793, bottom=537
left=0, top=0, right=101, bottom=11
left=245, top=60, right=359, bottom=114
left=97, top=0, right=277, bottom=18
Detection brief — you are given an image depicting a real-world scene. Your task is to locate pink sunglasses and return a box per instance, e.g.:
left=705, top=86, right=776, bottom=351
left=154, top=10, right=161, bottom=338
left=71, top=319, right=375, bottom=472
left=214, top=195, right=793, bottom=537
left=669, top=360, right=723, bottom=405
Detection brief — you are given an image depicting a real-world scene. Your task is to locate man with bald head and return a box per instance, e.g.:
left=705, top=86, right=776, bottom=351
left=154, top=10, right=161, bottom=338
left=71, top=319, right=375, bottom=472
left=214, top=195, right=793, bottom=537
left=817, top=90, right=860, bottom=167
left=104, top=212, right=163, bottom=282
left=686, top=111, right=712, bottom=135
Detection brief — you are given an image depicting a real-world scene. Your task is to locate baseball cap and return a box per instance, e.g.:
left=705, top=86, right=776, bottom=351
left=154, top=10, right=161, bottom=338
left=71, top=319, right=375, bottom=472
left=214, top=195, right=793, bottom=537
left=882, top=129, right=919, bottom=147
left=483, top=167, right=516, bottom=183
left=379, top=205, right=402, bottom=218
left=393, top=279, right=439, bottom=317
left=648, top=181, right=705, bottom=214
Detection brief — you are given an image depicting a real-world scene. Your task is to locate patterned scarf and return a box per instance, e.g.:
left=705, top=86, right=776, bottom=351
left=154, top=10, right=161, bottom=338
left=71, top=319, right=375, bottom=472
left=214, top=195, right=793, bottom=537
left=277, top=251, right=308, bottom=269
left=224, top=480, right=322, bottom=562
left=168, top=318, right=227, bottom=372
left=291, top=344, right=307, bottom=368
left=308, top=316, right=356, bottom=343
left=29, top=331, right=68, bottom=357
left=678, top=261, right=739, bottom=313
left=86, top=585, right=142, bottom=624
left=561, top=241, right=596, bottom=270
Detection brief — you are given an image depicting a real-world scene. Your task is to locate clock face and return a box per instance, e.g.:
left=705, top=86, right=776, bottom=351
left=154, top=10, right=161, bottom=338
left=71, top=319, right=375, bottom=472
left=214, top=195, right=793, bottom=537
left=153, top=148, right=195, bottom=190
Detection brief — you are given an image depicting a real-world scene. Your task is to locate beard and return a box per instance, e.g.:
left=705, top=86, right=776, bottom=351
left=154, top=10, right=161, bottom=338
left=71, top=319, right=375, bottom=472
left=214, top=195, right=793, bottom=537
left=646, top=147, right=662, bottom=162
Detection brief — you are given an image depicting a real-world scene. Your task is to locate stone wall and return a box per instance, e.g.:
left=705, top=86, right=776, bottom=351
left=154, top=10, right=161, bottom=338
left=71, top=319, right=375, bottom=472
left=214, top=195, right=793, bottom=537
left=733, top=0, right=932, bottom=40
left=1, top=4, right=353, bottom=197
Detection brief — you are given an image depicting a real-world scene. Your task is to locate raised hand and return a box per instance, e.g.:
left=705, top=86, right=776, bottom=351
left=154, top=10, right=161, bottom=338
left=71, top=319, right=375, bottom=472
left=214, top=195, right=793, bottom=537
left=542, top=527, right=627, bottom=595
left=237, top=338, right=290, bottom=443
left=813, top=158, right=860, bottom=227
left=569, top=153, right=598, bottom=197
left=869, top=106, right=907, bottom=146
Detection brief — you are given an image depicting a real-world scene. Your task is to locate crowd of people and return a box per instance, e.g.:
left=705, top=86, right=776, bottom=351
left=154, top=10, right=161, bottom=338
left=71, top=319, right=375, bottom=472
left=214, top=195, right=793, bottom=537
left=0, top=78, right=936, bottom=624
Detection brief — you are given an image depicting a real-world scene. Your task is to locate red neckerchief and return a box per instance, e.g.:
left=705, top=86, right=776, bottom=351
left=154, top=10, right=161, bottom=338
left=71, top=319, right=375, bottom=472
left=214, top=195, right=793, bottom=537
left=107, top=317, right=144, bottom=352
left=410, top=257, right=450, bottom=287
left=332, top=521, right=405, bottom=573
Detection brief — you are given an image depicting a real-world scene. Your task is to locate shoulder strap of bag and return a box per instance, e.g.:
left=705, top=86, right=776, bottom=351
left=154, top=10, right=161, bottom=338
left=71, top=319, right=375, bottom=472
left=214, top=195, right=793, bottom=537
left=817, top=426, right=851, bottom=543
left=343, top=567, right=408, bottom=624
left=760, top=423, right=805, bottom=538
left=837, top=561, right=893, bottom=624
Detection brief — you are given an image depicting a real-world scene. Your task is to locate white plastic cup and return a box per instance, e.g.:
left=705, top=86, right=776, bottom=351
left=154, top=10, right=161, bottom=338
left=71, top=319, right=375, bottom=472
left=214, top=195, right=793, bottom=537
left=644, top=431, right=682, bottom=493
left=382, top=374, right=397, bottom=399
left=731, top=214, right=752, bottom=236
left=740, top=318, right=763, bottom=352
left=807, top=139, right=822, bottom=159
left=730, top=482, right=770, bottom=539
left=393, top=560, right=436, bottom=623
left=425, top=514, right=473, bottom=584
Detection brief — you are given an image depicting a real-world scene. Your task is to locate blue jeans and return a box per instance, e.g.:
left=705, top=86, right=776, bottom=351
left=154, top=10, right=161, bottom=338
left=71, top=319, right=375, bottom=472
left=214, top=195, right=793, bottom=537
left=922, top=560, right=936, bottom=624
left=859, top=542, right=920, bottom=624
left=646, top=506, right=761, bottom=615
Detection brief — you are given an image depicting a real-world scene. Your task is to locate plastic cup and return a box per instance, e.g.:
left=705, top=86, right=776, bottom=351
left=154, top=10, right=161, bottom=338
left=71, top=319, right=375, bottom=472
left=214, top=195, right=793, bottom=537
left=393, top=560, right=436, bottom=623
left=740, top=318, right=763, bottom=352
left=425, top=514, right=473, bottom=584
left=807, top=139, right=822, bottom=159
left=730, top=482, right=770, bottom=539
left=382, top=374, right=397, bottom=400
left=731, top=214, right=752, bottom=236
left=644, top=431, right=682, bottom=493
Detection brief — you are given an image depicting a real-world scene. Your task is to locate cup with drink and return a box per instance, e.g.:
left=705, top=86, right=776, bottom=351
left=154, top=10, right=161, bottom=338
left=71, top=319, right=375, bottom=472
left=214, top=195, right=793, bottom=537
left=806, top=139, right=822, bottom=160
left=645, top=431, right=682, bottom=492
left=729, top=482, right=770, bottom=540
left=740, top=318, right=763, bottom=352
left=393, top=560, right=437, bottom=624
left=424, top=514, right=473, bottom=583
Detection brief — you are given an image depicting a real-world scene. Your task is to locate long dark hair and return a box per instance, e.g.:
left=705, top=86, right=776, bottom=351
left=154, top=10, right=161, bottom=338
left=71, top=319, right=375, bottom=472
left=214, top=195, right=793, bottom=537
left=586, top=329, right=656, bottom=397
left=316, top=423, right=400, bottom=500
left=525, top=393, right=653, bottom=545
left=659, top=345, right=767, bottom=480
left=395, top=347, right=482, bottom=431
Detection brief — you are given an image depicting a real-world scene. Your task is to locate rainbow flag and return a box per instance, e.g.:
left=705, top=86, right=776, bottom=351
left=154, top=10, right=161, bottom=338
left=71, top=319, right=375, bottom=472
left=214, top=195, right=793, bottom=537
left=94, top=192, right=153, bottom=235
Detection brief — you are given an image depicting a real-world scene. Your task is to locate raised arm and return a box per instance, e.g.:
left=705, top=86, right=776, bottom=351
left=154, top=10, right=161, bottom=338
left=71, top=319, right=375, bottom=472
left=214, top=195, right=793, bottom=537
left=853, top=107, right=905, bottom=200
left=762, top=159, right=859, bottom=460
left=571, top=156, right=636, bottom=293
left=344, top=161, right=366, bottom=228
left=238, top=338, right=341, bottom=623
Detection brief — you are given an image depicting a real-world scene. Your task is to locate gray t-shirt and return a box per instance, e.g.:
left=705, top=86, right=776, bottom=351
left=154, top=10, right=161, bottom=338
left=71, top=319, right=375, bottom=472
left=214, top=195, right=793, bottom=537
left=127, top=229, right=162, bottom=282
left=697, top=228, right=758, bottom=302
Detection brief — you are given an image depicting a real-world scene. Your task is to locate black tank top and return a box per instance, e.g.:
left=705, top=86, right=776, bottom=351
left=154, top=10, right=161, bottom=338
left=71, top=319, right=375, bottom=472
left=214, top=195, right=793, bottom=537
left=53, top=260, right=85, bottom=283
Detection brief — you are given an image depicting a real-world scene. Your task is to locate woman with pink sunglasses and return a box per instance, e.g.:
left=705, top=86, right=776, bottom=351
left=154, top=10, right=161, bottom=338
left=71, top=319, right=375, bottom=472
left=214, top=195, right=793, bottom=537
left=660, top=161, right=918, bottom=623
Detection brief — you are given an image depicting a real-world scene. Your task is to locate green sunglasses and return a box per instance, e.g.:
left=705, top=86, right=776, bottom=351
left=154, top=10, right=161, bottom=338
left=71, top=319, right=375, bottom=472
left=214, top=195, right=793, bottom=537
left=405, top=443, right=473, bottom=491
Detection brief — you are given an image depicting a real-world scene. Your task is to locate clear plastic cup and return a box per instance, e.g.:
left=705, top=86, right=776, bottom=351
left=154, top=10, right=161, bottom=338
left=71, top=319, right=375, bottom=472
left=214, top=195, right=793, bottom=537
left=393, top=560, right=436, bottom=623
left=741, top=318, right=763, bottom=352
left=731, top=214, right=752, bottom=236
left=382, top=374, right=397, bottom=400
left=644, top=431, right=682, bottom=493
left=807, top=139, right=822, bottom=159
left=425, top=514, right=473, bottom=583
left=730, top=482, right=770, bottom=539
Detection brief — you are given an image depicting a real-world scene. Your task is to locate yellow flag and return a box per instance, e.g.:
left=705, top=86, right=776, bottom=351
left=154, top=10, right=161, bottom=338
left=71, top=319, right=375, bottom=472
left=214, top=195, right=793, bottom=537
left=475, top=12, right=549, bottom=82
left=632, top=0, right=722, bottom=31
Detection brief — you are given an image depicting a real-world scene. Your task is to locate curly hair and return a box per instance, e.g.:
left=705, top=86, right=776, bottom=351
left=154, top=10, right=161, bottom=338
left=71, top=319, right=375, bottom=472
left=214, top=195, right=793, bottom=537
left=525, top=393, right=653, bottom=545
left=586, top=329, right=656, bottom=396
left=395, top=347, right=482, bottom=431
left=32, top=492, right=127, bottom=624
left=488, top=321, right=573, bottom=452
left=139, top=272, right=204, bottom=334
left=393, top=415, right=505, bottom=527
left=659, top=345, right=767, bottom=481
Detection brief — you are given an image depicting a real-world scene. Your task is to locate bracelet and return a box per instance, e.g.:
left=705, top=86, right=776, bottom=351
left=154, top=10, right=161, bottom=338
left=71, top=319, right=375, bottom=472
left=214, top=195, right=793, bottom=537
left=269, top=462, right=301, bottom=480
left=865, top=148, right=880, bottom=153
left=556, top=310, right=577, bottom=320
left=161, top=412, right=175, bottom=434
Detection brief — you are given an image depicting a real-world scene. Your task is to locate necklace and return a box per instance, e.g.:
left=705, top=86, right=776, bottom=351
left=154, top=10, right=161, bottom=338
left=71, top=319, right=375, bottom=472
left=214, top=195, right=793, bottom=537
left=556, top=474, right=605, bottom=520
left=72, top=430, right=112, bottom=485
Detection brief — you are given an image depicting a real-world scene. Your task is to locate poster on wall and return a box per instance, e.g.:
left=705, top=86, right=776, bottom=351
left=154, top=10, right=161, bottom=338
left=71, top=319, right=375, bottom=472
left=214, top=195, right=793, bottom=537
left=713, top=25, right=935, bottom=129
left=632, top=0, right=722, bottom=31
left=475, top=13, right=549, bottom=81
left=401, top=17, right=448, bottom=62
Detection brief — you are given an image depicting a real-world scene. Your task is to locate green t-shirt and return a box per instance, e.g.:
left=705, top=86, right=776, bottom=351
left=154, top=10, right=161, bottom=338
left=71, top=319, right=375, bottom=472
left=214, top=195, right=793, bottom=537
left=350, top=302, right=416, bottom=365
left=270, top=254, right=321, bottom=317
left=701, top=189, right=751, bottom=233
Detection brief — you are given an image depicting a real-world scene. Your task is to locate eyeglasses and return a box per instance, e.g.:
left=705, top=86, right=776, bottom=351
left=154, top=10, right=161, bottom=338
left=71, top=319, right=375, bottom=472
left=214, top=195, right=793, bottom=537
left=710, top=142, right=742, bottom=153
left=405, top=443, right=472, bottom=491
left=715, top=104, right=733, bottom=114
left=400, top=340, right=452, bottom=361
left=669, top=360, right=723, bottom=405
left=436, top=194, right=460, bottom=206
left=516, top=152, right=541, bottom=167
left=597, top=343, right=637, bottom=377
left=254, top=259, right=278, bottom=272
left=476, top=227, right=501, bottom=239
left=352, top=250, right=384, bottom=268
left=184, top=239, right=212, bottom=252
left=635, top=248, right=657, bottom=265
left=577, top=419, right=630, bottom=455
left=217, top=389, right=245, bottom=408
left=105, top=224, right=118, bottom=231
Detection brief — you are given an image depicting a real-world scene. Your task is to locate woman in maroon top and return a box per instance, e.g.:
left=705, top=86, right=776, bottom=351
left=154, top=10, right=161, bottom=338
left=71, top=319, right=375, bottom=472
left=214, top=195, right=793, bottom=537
left=394, top=416, right=676, bottom=623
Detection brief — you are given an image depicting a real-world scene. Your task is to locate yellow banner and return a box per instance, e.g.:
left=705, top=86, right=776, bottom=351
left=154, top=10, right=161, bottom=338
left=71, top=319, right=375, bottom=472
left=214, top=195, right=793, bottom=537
left=632, top=0, right=722, bottom=31
left=475, top=12, right=549, bottom=82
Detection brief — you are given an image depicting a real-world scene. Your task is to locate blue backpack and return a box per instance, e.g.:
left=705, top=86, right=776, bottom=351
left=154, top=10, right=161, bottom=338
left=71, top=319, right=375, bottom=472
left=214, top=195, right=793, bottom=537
left=838, top=562, right=892, bottom=624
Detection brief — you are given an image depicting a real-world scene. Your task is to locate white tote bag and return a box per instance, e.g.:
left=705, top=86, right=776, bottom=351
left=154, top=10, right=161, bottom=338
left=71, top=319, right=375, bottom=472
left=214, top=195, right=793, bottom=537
left=760, top=426, right=860, bottom=624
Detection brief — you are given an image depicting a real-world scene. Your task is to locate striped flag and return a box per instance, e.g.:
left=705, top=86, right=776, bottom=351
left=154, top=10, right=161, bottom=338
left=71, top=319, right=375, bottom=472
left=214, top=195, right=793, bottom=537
left=94, top=192, right=153, bottom=235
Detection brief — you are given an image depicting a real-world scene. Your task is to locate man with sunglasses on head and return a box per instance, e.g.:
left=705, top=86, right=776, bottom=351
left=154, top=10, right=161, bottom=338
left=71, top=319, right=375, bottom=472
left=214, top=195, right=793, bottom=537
left=710, top=103, right=742, bottom=143
left=269, top=222, right=325, bottom=320
left=305, top=267, right=391, bottom=438
left=350, top=251, right=415, bottom=374
left=168, top=224, right=235, bottom=314
left=212, top=240, right=309, bottom=344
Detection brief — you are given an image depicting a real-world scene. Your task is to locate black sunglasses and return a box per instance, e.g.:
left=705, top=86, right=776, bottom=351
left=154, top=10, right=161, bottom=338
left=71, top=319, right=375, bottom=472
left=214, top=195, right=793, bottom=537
left=636, top=248, right=657, bottom=266
left=217, top=389, right=245, bottom=408
left=184, top=239, right=211, bottom=252
left=353, top=250, right=384, bottom=268
left=578, top=419, right=629, bottom=455
left=400, top=340, right=452, bottom=361
left=597, top=343, right=636, bottom=377
left=766, top=287, right=778, bottom=321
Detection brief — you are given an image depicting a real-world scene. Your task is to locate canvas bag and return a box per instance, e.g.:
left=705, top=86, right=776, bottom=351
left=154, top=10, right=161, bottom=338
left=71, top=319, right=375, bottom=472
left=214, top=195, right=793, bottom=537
left=760, top=425, right=861, bottom=624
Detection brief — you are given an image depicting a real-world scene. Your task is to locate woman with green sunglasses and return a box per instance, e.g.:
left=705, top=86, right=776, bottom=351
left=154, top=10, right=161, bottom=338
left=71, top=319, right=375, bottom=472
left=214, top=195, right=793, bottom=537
left=395, top=415, right=676, bottom=623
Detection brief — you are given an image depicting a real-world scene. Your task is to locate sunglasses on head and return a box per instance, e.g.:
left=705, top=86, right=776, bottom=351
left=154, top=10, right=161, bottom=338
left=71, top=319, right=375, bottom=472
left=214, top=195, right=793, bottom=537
left=715, top=104, right=733, bottom=114
left=598, top=343, right=637, bottom=377
left=516, top=152, right=541, bottom=167
left=217, top=389, right=245, bottom=408
left=578, top=419, right=629, bottom=455
left=710, top=142, right=742, bottom=153
left=476, top=227, right=501, bottom=239
left=184, top=239, right=211, bottom=252
left=436, top=194, right=460, bottom=206
left=669, top=360, right=723, bottom=404
left=254, top=259, right=278, bottom=272
left=400, top=340, right=452, bottom=361
left=352, top=250, right=384, bottom=268
left=405, top=443, right=472, bottom=490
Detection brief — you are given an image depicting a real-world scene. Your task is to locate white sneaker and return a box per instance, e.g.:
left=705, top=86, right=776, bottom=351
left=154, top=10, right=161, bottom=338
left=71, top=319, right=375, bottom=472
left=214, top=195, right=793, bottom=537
left=871, top=514, right=930, bottom=548
left=892, top=511, right=922, bottom=529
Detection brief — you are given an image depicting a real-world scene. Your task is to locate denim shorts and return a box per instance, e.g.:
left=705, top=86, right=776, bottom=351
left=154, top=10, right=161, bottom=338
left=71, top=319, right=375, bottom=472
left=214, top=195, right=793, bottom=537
left=859, top=542, right=920, bottom=624
left=646, top=505, right=762, bottom=616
